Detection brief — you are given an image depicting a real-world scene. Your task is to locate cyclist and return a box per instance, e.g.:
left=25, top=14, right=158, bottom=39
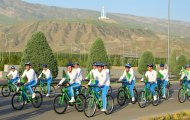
left=21, top=62, right=38, bottom=99
left=141, top=64, right=157, bottom=101
left=96, top=62, right=110, bottom=112
left=87, top=62, right=98, bottom=86
left=6, top=66, right=19, bottom=88
left=118, top=63, right=136, bottom=102
left=38, top=64, right=53, bottom=97
left=58, top=62, right=80, bottom=103
left=74, top=62, right=83, bottom=83
left=180, top=64, right=190, bottom=93
left=158, top=64, right=169, bottom=98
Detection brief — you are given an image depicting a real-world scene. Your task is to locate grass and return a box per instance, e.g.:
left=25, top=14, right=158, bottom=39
left=148, top=111, right=190, bottom=120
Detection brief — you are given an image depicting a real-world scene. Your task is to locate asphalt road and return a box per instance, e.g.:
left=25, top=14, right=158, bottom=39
left=0, top=82, right=190, bottom=120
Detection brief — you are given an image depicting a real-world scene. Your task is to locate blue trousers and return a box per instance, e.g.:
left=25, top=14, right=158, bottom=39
left=101, top=85, right=109, bottom=109
left=184, top=80, right=190, bottom=88
left=68, top=83, right=80, bottom=97
left=25, top=80, right=37, bottom=95
left=11, top=77, right=19, bottom=87
left=122, top=80, right=135, bottom=98
left=145, top=82, right=157, bottom=96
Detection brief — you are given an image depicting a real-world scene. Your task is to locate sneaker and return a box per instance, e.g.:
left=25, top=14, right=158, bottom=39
left=132, top=97, right=135, bottom=102
left=16, top=87, right=19, bottom=92
left=153, top=95, right=157, bottom=101
left=21, top=101, right=27, bottom=105
left=101, top=109, right=106, bottom=112
left=162, top=95, right=166, bottom=99
left=32, top=93, right=36, bottom=99
left=69, top=97, right=75, bottom=103
left=46, top=94, right=50, bottom=97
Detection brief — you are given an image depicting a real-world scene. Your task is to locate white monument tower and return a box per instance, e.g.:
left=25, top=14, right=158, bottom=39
left=99, top=6, right=109, bottom=20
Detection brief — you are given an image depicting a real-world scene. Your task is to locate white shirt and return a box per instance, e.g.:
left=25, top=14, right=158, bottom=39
left=119, top=68, right=135, bottom=82
left=59, top=70, right=80, bottom=85
left=22, top=68, right=38, bottom=83
left=159, top=69, right=169, bottom=81
left=38, top=69, right=52, bottom=79
left=180, top=70, right=190, bottom=80
left=144, top=70, right=157, bottom=83
left=88, top=68, right=98, bottom=85
left=7, top=70, right=19, bottom=79
left=74, top=67, right=83, bottom=81
left=96, top=69, right=110, bottom=86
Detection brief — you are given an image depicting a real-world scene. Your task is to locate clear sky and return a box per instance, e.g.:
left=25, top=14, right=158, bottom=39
left=24, top=0, right=190, bottom=22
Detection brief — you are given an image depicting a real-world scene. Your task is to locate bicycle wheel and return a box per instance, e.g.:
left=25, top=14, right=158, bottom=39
left=53, top=94, right=68, bottom=114
left=104, top=94, right=114, bottom=115
left=165, top=87, right=170, bottom=100
left=108, top=86, right=113, bottom=94
left=75, top=94, right=85, bottom=112
left=2, top=85, right=11, bottom=97
left=152, top=90, right=160, bottom=106
left=84, top=97, right=96, bottom=117
left=131, top=88, right=138, bottom=104
left=138, top=91, right=147, bottom=108
left=34, top=86, right=43, bottom=94
left=11, top=93, right=24, bottom=110
left=117, top=89, right=126, bottom=106
left=49, top=85, right=56, bottom=98
left=178, top=88, right=186, bottom=103
left=32, top=91, right=43, bottom=108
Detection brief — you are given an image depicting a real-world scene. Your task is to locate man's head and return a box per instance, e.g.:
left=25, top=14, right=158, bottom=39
left=147, top=64, right=153, bottom=71
left=67, top=62, right=73, bottom=72
left=92, top=62, right=97, bottom=69
left=42, top=64, right=48, bottom=71
left=25, top=62, right=31, bottom=71
left=125, top=63, right=131, bottom=72
left=74, top=62, right=79, bottom=68
left=103, top=63, right=108, bottom=69
left=185, top=64, right=190, bottom=71
left=11, top=66, right=15, bottom=72
left=160, top=64, right=165, bottom=70
left=97, top=62, right=103, bottom=72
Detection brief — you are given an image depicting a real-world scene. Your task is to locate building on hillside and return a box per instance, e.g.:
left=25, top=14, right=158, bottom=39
left=98, top=6, right=109, bottom=20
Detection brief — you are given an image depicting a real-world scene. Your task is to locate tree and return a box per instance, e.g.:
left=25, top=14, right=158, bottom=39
left=138, top=51, right=155, bottom=74
left=175, top=55, right=188, bottom=78
left=87, top=38, right=109, bottom=70
left=20, top=32, right=58, bottom=78
left=169, top=51, right=177, bottom=74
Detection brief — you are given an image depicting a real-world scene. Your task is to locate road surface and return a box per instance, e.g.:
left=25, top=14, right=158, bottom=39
left=0, top=82, right=190, bottom=120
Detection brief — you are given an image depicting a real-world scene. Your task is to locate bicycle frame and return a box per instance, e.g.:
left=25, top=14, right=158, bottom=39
left=121, top=82, right=132, bottom=99
left=142, top=83, right=153, bottom=101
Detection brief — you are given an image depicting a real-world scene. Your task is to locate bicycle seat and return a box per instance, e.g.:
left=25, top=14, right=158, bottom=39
left=58, top=83, right=70, bottom=87
left=17, top=82, right=24, bottom=86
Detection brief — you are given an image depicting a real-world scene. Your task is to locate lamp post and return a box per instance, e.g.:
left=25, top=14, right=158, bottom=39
left=167, top=0, right=170, bottom=72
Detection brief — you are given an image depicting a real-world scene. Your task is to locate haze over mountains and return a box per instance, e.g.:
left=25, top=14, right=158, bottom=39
left=0, top=0, right=190, bottom=57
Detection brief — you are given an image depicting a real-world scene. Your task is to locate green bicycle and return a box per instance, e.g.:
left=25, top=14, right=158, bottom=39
left=117, top=81, right=138, bottom=105
left=157, top=80, right=172, bottom=100
left=53, top=83, right=86, bottom=114
left=84, top=85, right=114, bottom=117
left=178, top=78, right=190, bottom=103
left=138, top=81, right=160, bottom=108
left=1, top=77, right=18, bottom=97
left=34, top=79, right=56, bottom=98
left=11, top=82, right=43, bottom=110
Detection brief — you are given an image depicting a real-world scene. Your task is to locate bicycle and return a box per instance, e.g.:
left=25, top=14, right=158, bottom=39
left=157, top=80, right=172, bottom=100
left=1, top=77, right=18, bottom=97
left=138, top=80, right=160, bottom=108
left=117, top=81, right=138, bottom=106
left=83, top=85, right=114, bottom=117
left=34, top=79, right=56, bottom=98
left=11, top=82, right=43, bottom=110
left=178, top=78, right=190, bottom=103
left=53, top=83, right=86, bottom=114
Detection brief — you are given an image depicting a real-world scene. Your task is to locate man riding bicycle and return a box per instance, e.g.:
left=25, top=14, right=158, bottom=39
left=94, top=62, right=110, bottom=112
left=38, top=64, right=53, bottom=97
left=180, top=64, right=190, bottom=93
left=74, top=62, right=83, bottom=83
left=21, top=62, right=38, bottom=99
left=6, top=66, right=20, bottom=88
left=141, top=64, right=157, bottom=101
left=58, top=62, right=80, bottom=103
left=157, top=64, right=169, bottom=98
left=118, top=63, right=136, bottom=102
left=87, top=62, right=98, bottom=86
